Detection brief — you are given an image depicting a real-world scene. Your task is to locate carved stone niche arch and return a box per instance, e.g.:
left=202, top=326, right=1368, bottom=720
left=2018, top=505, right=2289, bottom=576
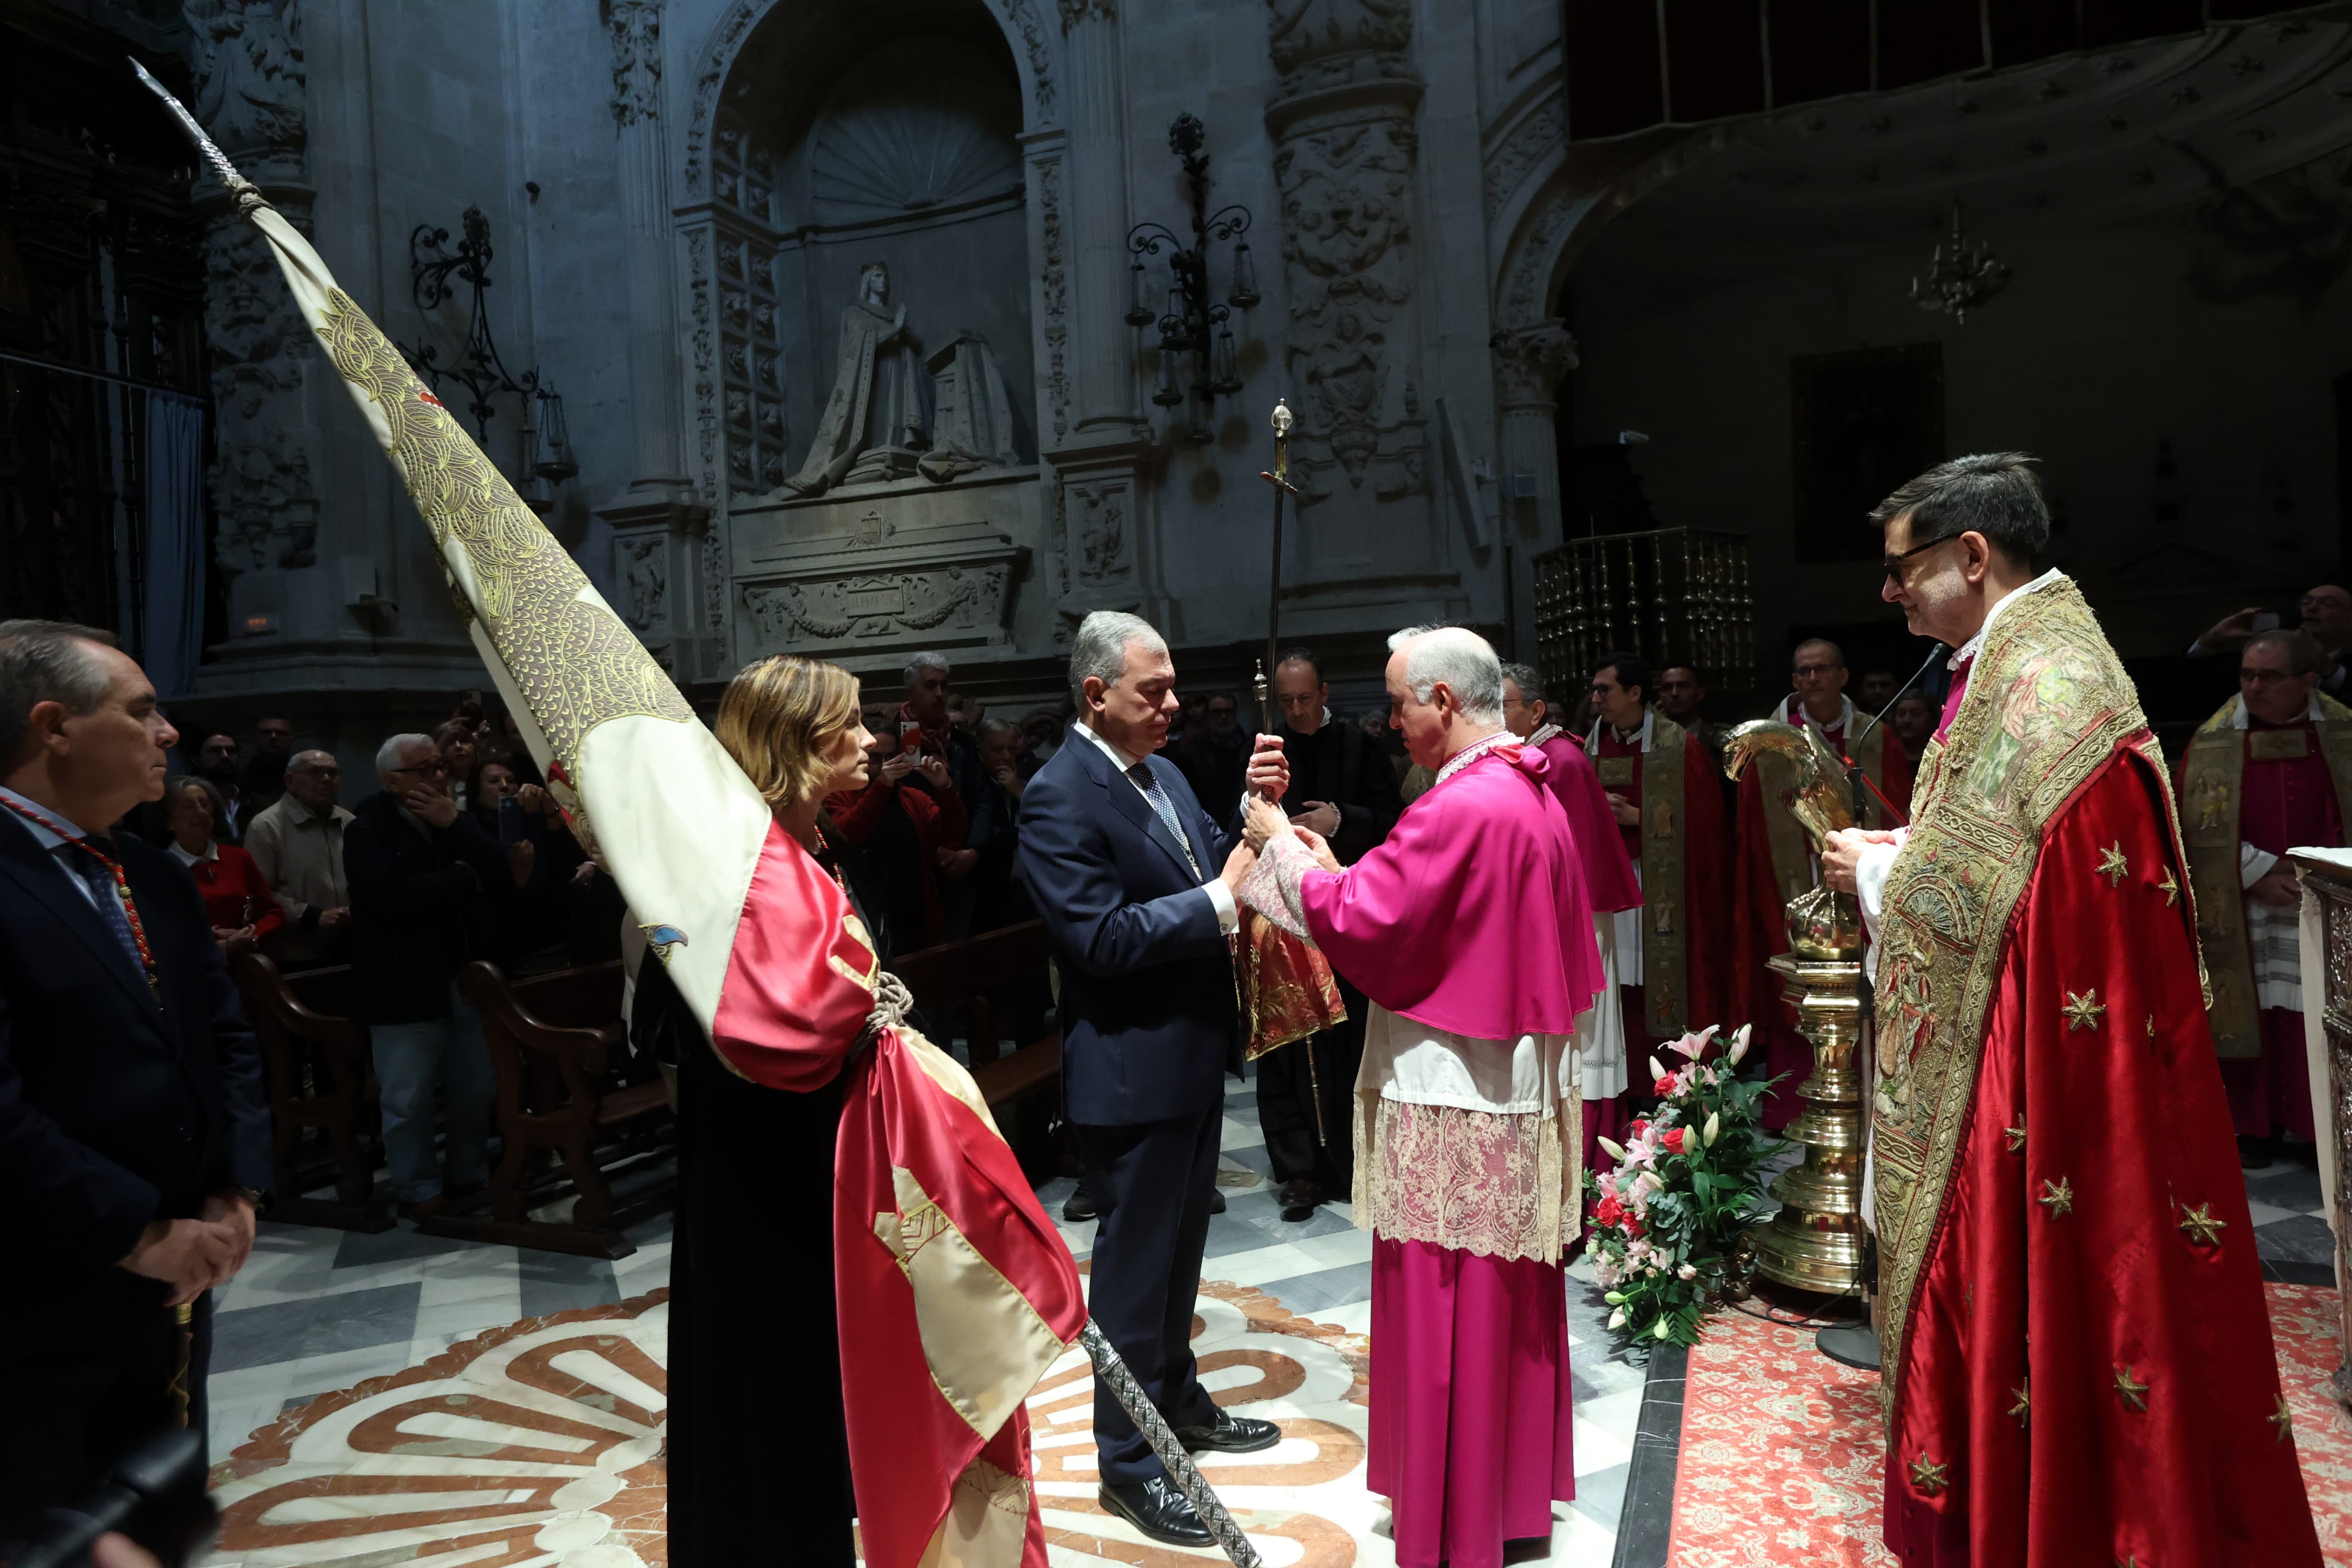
left=677, top=0, right=1061, bottom=674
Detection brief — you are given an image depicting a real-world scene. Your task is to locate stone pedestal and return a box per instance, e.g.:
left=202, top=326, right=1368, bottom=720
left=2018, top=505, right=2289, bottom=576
left=2288, top=850, right=2352, bottom=1411
left=1753, top=950, right=1871, bottom=1296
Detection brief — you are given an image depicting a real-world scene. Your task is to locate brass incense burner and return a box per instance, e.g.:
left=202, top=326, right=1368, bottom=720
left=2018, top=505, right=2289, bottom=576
left=1722, top=721, right=1869, bottom=1296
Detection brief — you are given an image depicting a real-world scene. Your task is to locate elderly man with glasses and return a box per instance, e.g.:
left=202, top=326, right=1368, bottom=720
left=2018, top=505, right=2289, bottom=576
left=344, top=732, right=527, bottom=1220
left=2177, top=628, right=2352, bottom=1168
left=243, top=748, right=355, bottom=969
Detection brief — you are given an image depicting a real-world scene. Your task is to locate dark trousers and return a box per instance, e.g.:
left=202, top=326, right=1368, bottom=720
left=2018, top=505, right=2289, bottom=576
left=1074, top=1106, right=1223, bottom=1485
left=667, top=1035, right=853, bottom=1568
left=0, top=1273, right=205, bottom=1547
left=1257, top=979, right=1366, bottom=1192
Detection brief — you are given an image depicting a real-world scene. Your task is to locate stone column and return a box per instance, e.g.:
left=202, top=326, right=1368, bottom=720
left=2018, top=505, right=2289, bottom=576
left=1265, top=0, right=1435, bottom=584
left=187, top=0, right=321, bottom=654
left=1491, top=320, right=1577, bottom=659
left=598, top=0, right=715, bottom=680
left=1045, top=2, right=1161, bottom=636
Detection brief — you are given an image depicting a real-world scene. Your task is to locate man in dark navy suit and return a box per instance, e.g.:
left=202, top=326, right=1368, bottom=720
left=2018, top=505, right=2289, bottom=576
left=1018, top=611, right=1289, bottom=1545
left=0, top=621, right=271, bottom=1545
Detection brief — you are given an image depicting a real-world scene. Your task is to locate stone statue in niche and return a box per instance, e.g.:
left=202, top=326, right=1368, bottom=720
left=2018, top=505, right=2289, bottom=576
left=921, top=331, right=1020, bottom=483
left=786, top=261, right=925, bottom=494
left=781, top=262, right=1020, bottom=497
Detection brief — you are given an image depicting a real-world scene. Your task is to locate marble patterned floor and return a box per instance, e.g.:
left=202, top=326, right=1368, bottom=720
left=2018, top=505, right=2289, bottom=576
left=199, top=1065, right=1644, bottom=1566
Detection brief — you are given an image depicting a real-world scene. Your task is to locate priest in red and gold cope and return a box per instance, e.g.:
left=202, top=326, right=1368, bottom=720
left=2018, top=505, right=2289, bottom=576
left=1823, top=453, right=2318, bottom=1568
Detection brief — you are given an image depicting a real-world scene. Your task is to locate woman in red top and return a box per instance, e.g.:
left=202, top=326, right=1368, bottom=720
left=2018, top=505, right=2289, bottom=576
left=824, top=726, right=968, bottom=955
left=163, top=776, right=284, bottom=955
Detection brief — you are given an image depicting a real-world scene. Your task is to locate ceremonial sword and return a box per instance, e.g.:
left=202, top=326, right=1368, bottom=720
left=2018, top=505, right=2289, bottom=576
left=130, top=56, right=1270, bottom=1568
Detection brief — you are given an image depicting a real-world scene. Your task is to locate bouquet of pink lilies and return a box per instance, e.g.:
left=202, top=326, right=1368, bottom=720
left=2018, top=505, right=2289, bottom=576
left=1585, top=1023, right=1777, bottom=1349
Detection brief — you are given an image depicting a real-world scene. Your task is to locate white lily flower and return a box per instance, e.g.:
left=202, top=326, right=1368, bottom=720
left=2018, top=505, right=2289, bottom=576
left=1704, top=1111, right=1721, bottom=1147
left=1597, top=1136, right=1628, bottom=1164
left=1727, top=1024, right=1753, bottom=1066
left=1653, top=1316, right=1672, bottom=1340
left=1649, top=1054, right=1668, bottom=1083
left=1608, top=1307, right=1628, bottom=1330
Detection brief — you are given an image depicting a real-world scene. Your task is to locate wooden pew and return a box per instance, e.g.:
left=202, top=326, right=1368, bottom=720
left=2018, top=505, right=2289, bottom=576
left=229, top=955, right=393, bottom=1233
left=426, top=959, right=673, bottom=1259
left=890, top=920, right=1061, bottom=1181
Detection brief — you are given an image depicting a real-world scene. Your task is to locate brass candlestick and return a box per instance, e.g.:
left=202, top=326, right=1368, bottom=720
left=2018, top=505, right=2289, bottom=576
left=1723, top=720, right=1871, bottom=1298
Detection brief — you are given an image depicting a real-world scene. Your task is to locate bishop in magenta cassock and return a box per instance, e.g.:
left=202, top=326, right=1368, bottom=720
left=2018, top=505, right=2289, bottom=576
left=1241, top=627, right=1601, bottom=1568
left=1503, top=662, right=1645, bottom=1182
left=1826, top=454, right=2317, bottom=1567
left=2178, top=629, right=2352, bottom=1160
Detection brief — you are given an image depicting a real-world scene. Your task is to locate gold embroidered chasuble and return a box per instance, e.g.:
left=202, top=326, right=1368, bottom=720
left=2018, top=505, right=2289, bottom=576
left=2180, top=691, right=2352, bottom=1058
left=1594, top=712, right=1701, bottom=1036
left=1870, top=573, right=2181, bottom=1426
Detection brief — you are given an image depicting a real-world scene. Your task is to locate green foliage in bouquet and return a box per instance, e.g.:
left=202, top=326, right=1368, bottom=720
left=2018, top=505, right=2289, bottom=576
left=1584, top=1024, right=1778, bottom=1349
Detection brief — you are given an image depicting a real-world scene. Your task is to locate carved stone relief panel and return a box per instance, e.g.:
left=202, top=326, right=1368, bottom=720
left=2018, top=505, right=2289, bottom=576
left=710, top=222, right=786, bottom=498
left=729, top=468, right=1038, bottom=661
left=1266, top=0, right=1431, bottom=574
left=189, top=0, right=317, bottom=636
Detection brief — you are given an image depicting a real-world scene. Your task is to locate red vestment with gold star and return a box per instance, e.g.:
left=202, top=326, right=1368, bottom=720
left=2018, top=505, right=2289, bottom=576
left=1871, top=576, right=2318, bottom=1566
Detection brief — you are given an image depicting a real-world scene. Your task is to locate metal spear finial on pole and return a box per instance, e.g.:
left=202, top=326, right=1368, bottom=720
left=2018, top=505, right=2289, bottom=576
left=1258, top=397, right=1299, bottom=731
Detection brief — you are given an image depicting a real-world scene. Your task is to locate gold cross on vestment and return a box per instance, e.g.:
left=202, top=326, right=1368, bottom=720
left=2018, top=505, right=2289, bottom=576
left=2157, top=867, right=2180, bottom=906
left=2097, top=842, right=2129, bottom=886
left=2004, top=1114, right=2027, bottom=1154
left=2113, top=1364, right=2150, bottom=1414
left=2039, top=1176, right=2075, bottom=1217
left=2007, top=1377, right=2030, bottom=1427
left=2271, top=1394, right=2295, bottom=1443
left=2063, top=989, right=2107, bottom=1032
left=2178, top=1203, right=2226, bottom=1248
left=1907, top=1454, right=1949, bottom=1497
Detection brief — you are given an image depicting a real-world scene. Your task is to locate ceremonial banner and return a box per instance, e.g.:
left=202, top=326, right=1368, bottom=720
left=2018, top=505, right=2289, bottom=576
left=137, top=71, right=1084, bottom=1568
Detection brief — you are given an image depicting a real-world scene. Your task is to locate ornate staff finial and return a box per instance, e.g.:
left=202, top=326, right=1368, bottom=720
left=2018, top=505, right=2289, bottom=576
left=128, top=56, right=261, bottom=201
left=1271, top=396, right=1292, bottom=438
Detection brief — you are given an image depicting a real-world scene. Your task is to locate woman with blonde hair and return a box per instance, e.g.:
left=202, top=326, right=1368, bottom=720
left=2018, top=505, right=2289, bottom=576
left=646, top=653, right=872, bottom=1568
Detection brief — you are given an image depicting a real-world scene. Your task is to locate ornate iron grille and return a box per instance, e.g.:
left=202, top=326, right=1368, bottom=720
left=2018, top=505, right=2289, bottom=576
left=1533, top=526, right=1754, bottom=699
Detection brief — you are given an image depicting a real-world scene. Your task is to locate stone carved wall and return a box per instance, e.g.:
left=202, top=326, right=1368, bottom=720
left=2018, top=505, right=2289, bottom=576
left=1490, top=320, right=1577, bottom=410
left=616, top=534, right=668, bottom=635
left=1266, top=0, right=1430, bottom=537
left=742, top=564, right=1012, bottom=646
left=609, top=0, right=662, bottom=126
left=187, top=0, right=315, bottom=636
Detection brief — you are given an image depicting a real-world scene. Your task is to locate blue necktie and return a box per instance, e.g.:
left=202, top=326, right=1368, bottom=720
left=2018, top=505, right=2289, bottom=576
left=60, top=842, right=148, bottom=979
left=1126, top=762, right=1202, bottom=878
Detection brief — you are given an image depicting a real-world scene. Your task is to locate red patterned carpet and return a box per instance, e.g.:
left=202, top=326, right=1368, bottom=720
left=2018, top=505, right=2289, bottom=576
left=1668, top=1282, right=2352, bottom=1565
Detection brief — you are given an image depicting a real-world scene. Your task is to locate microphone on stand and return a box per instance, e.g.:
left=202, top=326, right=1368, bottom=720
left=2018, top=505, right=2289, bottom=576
left=1833, top=643, right=1951, bottom=829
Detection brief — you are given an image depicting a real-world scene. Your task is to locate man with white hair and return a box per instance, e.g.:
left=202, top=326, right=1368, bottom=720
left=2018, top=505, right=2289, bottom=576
left=1238, top=623, right=1602, bottom=1568
left=343, top=731, right=520, bottom=1221
left=1016, top=611, right=1292, bottom=1545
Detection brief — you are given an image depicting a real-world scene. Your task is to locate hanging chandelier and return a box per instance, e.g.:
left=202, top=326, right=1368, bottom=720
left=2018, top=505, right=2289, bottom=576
left=1910, top=204, right=2011, bottom=323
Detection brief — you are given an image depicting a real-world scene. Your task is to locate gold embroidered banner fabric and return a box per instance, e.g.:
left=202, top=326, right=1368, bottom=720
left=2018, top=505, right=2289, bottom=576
left=2182, top=692, right=2352, bottom=1058
left=1644, top=713, right=1693, bottom=1037
left=1870, top=575, right=2156, bottom=1429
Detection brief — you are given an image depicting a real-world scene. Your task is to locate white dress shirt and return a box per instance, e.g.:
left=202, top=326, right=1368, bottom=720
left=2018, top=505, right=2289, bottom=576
left=1069, top=721, right=1239, bottom=935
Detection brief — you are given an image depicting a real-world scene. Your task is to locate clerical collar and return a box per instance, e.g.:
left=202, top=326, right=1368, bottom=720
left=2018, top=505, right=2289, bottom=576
left=1073, top=719, right=1151, bottom=773
left=1949, top=567, right=2066, bottom=670
left=1585, top=710, right=1653, bottom=756
left=1434, top=729, right=1513, bottom=787
left=1780, top=693, right=1854, bottom=737
left=2229, top=693, right=2323, bottom=730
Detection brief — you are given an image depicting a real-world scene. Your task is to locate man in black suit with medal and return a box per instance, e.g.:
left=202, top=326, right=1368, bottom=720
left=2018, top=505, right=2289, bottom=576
left=0, top=620, right=271, bottom=1548
left=1018, top=611, right=1286, bottom=1545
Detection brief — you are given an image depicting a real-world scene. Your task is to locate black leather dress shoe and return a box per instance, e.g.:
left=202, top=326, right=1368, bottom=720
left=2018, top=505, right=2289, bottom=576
left=1062, top=1188, right=1097, bottom=1223
left=1098, top=1477, right=1212, bottom=1546
left=1174, top=1407, right=1281, bottom=1453
left=1276, top=1177, right=1322, bottom=1221
left=1210, top=1188, right=1227, bottom=1214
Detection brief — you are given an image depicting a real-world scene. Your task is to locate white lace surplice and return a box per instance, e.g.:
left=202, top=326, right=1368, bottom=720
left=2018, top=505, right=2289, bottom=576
left=1240, top=831, right=1583, bottom=1264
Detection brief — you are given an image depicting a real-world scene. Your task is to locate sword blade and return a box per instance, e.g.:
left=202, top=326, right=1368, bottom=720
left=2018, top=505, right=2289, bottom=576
left=1079, top=1320, right=1264, bottom=1568
left=127, top=56, right=249, bottom=190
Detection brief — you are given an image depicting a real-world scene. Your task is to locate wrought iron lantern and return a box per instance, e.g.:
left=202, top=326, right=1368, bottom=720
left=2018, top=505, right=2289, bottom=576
left=1127, top=113, right=1257, bottom=441
left=396, top=205, right=573, bottom=500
